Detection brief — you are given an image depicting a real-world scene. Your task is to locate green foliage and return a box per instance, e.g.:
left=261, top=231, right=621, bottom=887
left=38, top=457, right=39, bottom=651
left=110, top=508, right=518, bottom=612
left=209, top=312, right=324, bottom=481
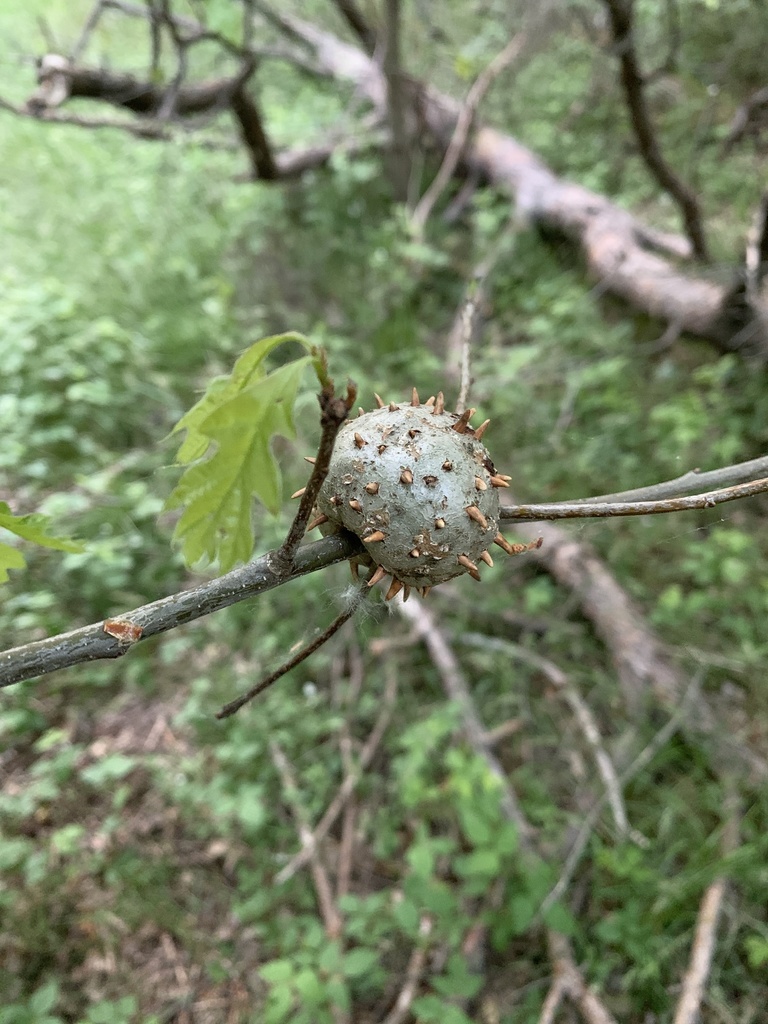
left=165, top=333, right=322, bottom=569
left=0, top=502, right=83, bottom=583
left=3, top=0, right=768, bottom=1019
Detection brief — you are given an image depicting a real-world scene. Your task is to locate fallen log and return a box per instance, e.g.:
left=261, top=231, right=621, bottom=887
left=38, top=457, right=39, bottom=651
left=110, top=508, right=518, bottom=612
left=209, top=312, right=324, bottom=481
left=278, top=15, right=768, bottom=360
left=510, top=513, right=768, bottom=783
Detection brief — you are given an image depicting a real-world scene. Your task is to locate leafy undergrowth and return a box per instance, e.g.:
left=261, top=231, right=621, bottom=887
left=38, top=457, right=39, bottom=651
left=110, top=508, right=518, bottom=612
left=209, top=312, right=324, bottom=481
left=3, top=1, right=768, bottom=1021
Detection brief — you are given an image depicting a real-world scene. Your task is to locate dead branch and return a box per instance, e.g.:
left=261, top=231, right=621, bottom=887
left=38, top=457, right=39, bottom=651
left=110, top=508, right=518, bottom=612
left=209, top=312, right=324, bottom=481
left=396, top=597, right=534, bottom=846
left=537, top=976, right=567, bottom=1024
left=547, top=931, right=619, bottom=1024
left=269, top=740, right=344, bottom=940
left=540, top=679, right=697, bottom=918
left=511, top=509, right=768, bottom=781
left=409, top=29, right=530, bottom=237
left=672, top=785, right=740, bottom=1024
left=396, top=595, right=619, bottom=1024
left=380, top=916, right=433, bottom=1024
left=275, top=667, right=398, bottom=884
left=459, top=635, right=629, bottom=837
left=272, top=14, right=768, bottom=358
left=601, top=0, right=709, bottom=261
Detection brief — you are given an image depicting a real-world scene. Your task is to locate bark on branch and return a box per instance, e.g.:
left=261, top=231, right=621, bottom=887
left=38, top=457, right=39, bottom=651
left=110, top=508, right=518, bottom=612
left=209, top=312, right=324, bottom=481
left=601, top=0, right=709, bottom=261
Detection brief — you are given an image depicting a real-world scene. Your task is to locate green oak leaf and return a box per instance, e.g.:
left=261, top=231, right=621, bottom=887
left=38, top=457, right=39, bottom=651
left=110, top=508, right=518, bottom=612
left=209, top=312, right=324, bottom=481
left=0, top=502, right=84, bottom=583
left=166, top=335, right=315, bottom=571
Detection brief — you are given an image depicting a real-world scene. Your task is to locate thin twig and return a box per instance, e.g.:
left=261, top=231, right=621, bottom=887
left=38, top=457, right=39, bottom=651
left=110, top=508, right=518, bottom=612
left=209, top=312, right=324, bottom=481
left=397, top=596, right=618, bottom=1024
left=397, top=597, right=534, bottom=845
left=570, top=454, right=768, bottom=504
left=216, top=581, right=370, bottom=718
left=499, top=477, right=768, bottom=522
left=672, top=783, right=740, bottom=1024
left=380, top=916, right=434, bottom=1024
left=269, top=741, right=344, bottom=939
left=278, top=377, right=357, bottom=565
left=70, top=0, right=106, bottom=62
left=547, top=931, right=618, bottom=1024
left=409, top=30, right=530, bottom=237
left=539, top=678, right=699, bottom=918
left=537, top=976, right=567, bottom=1024
left=276, top=667, right=398, bottom=883
left=459, top=634, right=629, bottom=837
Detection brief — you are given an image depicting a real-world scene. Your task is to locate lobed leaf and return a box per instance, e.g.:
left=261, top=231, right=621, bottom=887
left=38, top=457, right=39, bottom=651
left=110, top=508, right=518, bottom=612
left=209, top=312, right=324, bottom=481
left=166, top=334, right=315, bottom=571
left=0, top=502, right=83, bottom=583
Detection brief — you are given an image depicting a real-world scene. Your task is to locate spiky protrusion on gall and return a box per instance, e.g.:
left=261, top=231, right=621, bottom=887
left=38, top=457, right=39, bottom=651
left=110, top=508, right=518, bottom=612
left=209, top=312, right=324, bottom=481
left=316, top=396, right=507, bottom=589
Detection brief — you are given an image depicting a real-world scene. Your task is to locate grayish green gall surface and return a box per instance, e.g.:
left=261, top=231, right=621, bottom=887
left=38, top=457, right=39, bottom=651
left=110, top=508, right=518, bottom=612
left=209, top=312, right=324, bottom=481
left=317, top=403, right=501, bottom=587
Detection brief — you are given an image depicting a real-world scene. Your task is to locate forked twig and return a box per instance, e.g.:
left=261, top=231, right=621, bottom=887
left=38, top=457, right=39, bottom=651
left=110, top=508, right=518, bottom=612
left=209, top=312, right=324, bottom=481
left=460, top=634, right=629, bottom=837
left=397, top=596, right=618, bottom=1024
left=269, top=741, right=343, bottom=942
left=276, top=667, right=398, bottom=883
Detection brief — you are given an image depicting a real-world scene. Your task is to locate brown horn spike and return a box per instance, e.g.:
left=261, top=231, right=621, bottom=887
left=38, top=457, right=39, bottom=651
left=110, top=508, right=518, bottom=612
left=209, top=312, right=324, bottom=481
left=411, top=387, right=420, bottom=406
left=367, top=565, right=388, bottom=587
left=374, top=393, right=385, bottom=408
left=465, top=505, right=489, bottom=530
left=458, top=554, right=478, bottom=573
left=385, top=579, right=403, bottom=601
left=291, top=487, right=306, bottom=499
left=306, top=514, right=329, bottom=532
left=363, top=530, right=386, bottom=543
left=473, top=419, right=490, bottom=440
left=452, top=407, right=476, bottom=434
left=493, top=532, right=517, bottom=555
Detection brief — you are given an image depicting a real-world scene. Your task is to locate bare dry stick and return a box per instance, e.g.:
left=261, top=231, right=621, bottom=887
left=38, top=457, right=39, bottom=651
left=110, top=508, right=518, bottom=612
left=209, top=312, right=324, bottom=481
left=537, top=976, right=567, bottom=1024
left=397, top=597, right=534, bottom=845
left=409, top=30, right=529, bottom=237
left=539, top=678, right=699, bottom=919
left=70, top=0, right=106, bottom=62
left=380, top=916, right=434, bottom=1024
left=672, top=785, right=740, bottom=1024
left=460, top=634, right=629, bottom=837
left=269, top=741, right=344, bottom=940
left=275, top=667, right=398, bottom=883
left=396, top=597, right=618, bottom=1024
left=547, top=931, right=618, bottom=1024
left=601, top=0, right=709, bottom=261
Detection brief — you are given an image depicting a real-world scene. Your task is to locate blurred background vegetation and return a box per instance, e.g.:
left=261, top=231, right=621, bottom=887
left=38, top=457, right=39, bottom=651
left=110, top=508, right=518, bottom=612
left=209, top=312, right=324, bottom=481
left=1, top=1, right=767, bottom=1021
